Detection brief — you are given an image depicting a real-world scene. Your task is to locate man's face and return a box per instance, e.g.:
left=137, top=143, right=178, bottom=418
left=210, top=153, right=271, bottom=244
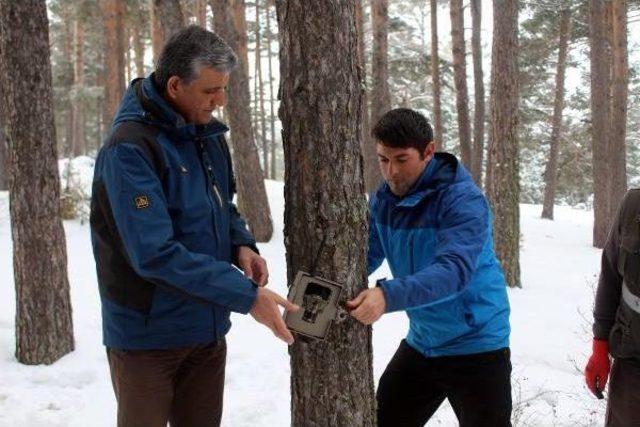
left=165, top=67, right=229, bottom=125
left=376, top=142, right=434, bottom=197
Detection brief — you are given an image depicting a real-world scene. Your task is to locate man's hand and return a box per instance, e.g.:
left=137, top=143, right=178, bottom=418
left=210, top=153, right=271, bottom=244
left=250, top=288, right=300, bottom=345
left=346, top=287, right=386, bottom=325
left=236, top=246, right=269, bottom=287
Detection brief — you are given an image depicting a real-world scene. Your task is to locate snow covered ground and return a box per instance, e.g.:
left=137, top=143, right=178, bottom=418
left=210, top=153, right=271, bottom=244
left=0, top=160, right=608, bottom=426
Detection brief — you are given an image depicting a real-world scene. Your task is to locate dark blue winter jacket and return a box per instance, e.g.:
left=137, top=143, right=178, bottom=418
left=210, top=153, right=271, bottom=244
left=369, top=153, right=511, bottom=356
left=90, top=75, right=258, bottom=350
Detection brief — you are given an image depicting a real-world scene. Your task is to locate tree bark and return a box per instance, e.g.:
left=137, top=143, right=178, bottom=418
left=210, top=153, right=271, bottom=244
left=487, top=0, right=520, bottom=288
left=0, top=0, right=75, bottom=365
left=212, top=0, right=273, bottom=242
left=357, top=0, right=372, bottom=191
left=541, top=9, right=570, bottom=220
left=72, top=19, right=86, bottom=157
left=196, top=0, right=207, bottom=27
left=132, top=17, right=146, bottom=77
left=470, top=0, right=485, bottom=187
left=589, top=0, right=611, bottom=248
left=430, top=0, right=444, bottom=150
left=449, top=0, right=472, bottom=169
left=101, top=0, right=126, bottom=130
left=0, top=113, right=7, bottom=191
left=276, top=1, right=376, bottom=425
left=608, top=0, right=627, bottom=219
left=255, top=0, right=269, bottom=177
left=151, top=0, right=185, bottom=62
left=265, top=1, right=278, bottom=180
left=367, top=0, right=389, bottom=193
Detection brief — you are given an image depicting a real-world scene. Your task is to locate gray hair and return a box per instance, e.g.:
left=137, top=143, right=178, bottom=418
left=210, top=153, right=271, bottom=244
left=154, top=25, right=238, bottom=91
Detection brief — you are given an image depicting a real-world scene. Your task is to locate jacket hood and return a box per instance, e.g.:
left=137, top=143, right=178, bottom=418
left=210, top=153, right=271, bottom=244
left=112, top=74, right=228, bottom=140
left=376, top=152, right=473, bottom=207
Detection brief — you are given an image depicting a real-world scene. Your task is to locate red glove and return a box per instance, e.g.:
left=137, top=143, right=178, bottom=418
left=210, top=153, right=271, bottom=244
left=585, top=339, right=610, bottom=398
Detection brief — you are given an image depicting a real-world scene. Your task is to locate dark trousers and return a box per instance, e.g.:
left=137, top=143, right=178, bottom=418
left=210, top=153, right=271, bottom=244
left=606, top=358, right=640, bottom=427
left=106, top=339, right=227, bottom=427
left=377, top=340, right=512, bottom=427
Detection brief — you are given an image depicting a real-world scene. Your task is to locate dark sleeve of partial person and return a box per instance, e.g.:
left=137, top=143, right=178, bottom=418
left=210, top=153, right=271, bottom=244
left=592, top=193, right=626, bottom=340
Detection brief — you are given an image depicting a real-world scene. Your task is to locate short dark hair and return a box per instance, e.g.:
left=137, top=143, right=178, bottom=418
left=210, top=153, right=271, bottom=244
left=371, top=108, right=434, bottom=152
left=154, top=25, right=237, bottom=92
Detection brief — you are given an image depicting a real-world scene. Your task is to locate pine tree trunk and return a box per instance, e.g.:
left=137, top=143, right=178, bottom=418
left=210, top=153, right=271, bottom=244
left=450, top=0, right=472, bottom=169
left=196, top=0, right=207, bottom=27
left=487, top=0, right=520, bottom=288
left=609, top=0, right=627, bottom=218
left=276, top=2, right=376, bottom=425
left=470, top=0, right=485, bottom=187
left=101, top=0, right=126, bottom=130
left=255, top=0, right=269, bottom=177
left=541, top=9, right=570, bottom=220
left=212, top=0, right=273, bottom=242
left=72, top=19, right=86, bottom=157
left=357, top=0, right=373, bottom=192
left=0, top=0, right=75, bottom=365
left=430, top=0, right=444, bottom=150
left=0, top=113, right=7, bottom=191
left=265, top=1, right=278, bottom=180
left=62, top=12, right=74, bottom=157
left=133, top=19, right=145, bottom=77
left=367, top=0, right=389, bottom=193
left=151, top=0, right=184, bottom=62
left=589, top=0, right=611, bottom=248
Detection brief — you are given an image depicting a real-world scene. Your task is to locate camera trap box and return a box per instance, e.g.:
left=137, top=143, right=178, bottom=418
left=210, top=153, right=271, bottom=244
left=284, top=271, right=344, bottom=340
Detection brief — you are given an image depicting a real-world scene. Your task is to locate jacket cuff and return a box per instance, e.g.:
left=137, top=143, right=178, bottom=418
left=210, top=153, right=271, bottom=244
left=379, top=278, right=405, bottom=313
left=231, top=277, right=259, bottom=314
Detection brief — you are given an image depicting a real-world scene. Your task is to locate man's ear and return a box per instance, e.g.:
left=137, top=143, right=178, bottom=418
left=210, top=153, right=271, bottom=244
left=423, top=141, right=436, bottom=160
left=166, top=76, right=181, bottom=100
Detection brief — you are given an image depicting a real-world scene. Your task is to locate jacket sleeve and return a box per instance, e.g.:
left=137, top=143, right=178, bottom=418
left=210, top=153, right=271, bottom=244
left=367, top=197, right=386, bottom=276
left=101, top=142, right=257, bottom=314
left=380, top=187, right=489, bottom=312
left=593, top=192, right=626, bottom=340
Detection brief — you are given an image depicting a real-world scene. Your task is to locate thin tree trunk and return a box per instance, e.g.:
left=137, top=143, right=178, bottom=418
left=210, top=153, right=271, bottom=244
left=196, top=0, right=207, bottom=27
left=367, top=0, right=389, bottom=193
left=470, top=0, right=485, bottom=187
left=0, top=0, right=75, bottom=365
left=609, top=0, right=627, bottom=218
left=125, top=27, right=132, bottom=83
left=430, top=0, right=443, bottom=150
left=72, top=19, right=86, bottom=157
left=541, top=9, right=570, bottom=220
left=266, top=1, right=277, bottom=180
left=101, top=0, right=126, bottom=130
left=487, top=0, right=520, bottom=288
left=0, top=114, right=7, bottom=191
left=255, top=0, right=268, bottom=177
left=276, top=1, right=376, bottom=425
left=450, top=0, right=472, bottom=169
left=589, top=0, right=611, bottom=248
left=133, top=19, right=145, bottom=77
left=357, top=0, right=372, bottom=192
left=62, top=11, right=74, bottom=157
left=151, top=0, right=184, bottom=62
left=212, top=0, right=273, bottom=241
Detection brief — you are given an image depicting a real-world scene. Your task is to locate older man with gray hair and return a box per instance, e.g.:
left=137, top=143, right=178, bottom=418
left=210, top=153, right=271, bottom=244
left=90, top=25, right=298, bottom=426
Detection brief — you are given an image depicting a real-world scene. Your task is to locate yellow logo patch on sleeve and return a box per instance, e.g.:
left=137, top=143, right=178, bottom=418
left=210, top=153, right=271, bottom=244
left=134, top=195, right=150, bottom=209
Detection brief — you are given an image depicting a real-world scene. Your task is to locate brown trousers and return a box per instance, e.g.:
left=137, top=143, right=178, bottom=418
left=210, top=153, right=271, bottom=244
left=606, top=358, right=640, bottom=427
left=106, top=339, right=227, bottom=427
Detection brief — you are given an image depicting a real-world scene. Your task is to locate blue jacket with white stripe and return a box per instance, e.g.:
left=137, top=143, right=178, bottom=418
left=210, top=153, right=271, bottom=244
left=90, top=75, right=258, bottom=350
left=369, top=153, right=511, bottom=356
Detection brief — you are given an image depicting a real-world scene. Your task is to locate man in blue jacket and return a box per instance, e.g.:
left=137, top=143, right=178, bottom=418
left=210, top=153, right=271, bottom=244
left=348, top=108, right=512, bottom=426
left=90, top=26, right=297, bottom=426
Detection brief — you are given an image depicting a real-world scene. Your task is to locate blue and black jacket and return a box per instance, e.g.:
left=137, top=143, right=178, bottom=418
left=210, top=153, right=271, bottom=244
left=90, top=75, right=258, bottom=350
left=369, top=153, right=511, bottom=356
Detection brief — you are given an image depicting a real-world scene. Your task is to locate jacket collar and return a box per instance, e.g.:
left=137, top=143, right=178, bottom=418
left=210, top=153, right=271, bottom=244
left=113, top=75, right=229, bottom=140
left=376, top=152, right=460, bottom=208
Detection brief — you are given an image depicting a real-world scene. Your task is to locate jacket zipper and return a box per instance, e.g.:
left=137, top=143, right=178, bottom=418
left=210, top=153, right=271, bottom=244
left=196, top=139, right=222, bottom=244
